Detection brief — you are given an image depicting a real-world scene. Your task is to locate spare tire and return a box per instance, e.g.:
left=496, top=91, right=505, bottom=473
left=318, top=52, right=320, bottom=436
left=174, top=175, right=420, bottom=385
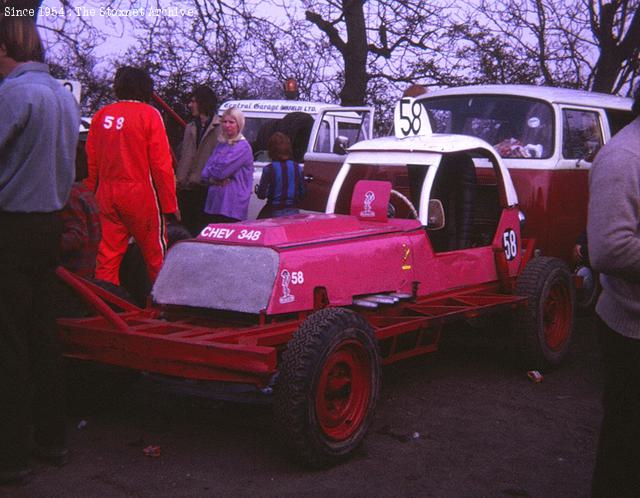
left=253, top=120, right=281, bottom=157
left=119, top=222, right=192, bottom=307
left=167, top=222, right=192, bottom=246
left=278, top=112, right=314, bottom=163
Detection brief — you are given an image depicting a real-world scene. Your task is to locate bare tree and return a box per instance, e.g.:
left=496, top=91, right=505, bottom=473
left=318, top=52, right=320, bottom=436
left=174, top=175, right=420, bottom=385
left=303, top=1, right=457, bottom=105
left=589, top=0, right=640, bottom=93
left=36, top=1, right=145, bottom=113
left=458, top=0, right=639, bottom=94
left=304, top=1, right=367, bottom=105
left=36, top=0, right=639, bottom=124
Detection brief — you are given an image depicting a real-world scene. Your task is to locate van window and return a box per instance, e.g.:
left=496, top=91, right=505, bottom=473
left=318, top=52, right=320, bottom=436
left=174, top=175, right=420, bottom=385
left=314, top=120, right=332, bottom=153
left=422, top=96, right=554, bottom=159
left=562, top=109, right=603, bottom=161
left=245, top=117, right=279, bottom=145
left=313, top=109, right=373, bottom=154
left=337, top=121, right=364, bottom=146
left=246, top=117, right=282, bottom=159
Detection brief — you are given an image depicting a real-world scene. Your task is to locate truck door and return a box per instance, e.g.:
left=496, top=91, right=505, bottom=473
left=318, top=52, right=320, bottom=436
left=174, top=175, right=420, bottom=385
left=547, top=106, right=605, bottom=261
left=301, top=107, right=374, bottom=212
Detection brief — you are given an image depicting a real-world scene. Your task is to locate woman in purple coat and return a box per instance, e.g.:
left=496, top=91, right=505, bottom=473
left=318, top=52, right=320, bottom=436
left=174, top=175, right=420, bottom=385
left=201, top=107, right=253, bottom=224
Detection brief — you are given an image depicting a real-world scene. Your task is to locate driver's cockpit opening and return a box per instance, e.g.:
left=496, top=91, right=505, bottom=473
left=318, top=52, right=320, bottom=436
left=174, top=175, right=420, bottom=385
left=332, top=153, right=501, bottom=252
left=333, top=163, right=419, bottom=219
left=425, top=151, right=503, bottom=253
left=426, top=152, right=477, bottom=252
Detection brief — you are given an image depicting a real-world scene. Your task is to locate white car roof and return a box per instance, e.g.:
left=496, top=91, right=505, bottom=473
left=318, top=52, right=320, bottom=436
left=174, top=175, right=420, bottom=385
left=346, top=134, right=518, bottom=207
left=219, top=100, right=344, bottom=115
left=348, top=133, right=494, bottom=154
left=420, top=84, right=632, bottom=111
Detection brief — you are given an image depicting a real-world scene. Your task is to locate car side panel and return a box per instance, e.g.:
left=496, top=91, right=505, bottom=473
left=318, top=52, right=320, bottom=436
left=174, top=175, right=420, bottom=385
left=510, top=168, right=588, bottom=261
left=410, top=207, right=523, bottom=296
left=267, top=233, right=416, bottom=313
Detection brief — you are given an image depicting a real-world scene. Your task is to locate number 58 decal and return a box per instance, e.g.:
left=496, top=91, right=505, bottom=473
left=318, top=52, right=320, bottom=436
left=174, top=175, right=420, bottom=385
left=394, top=97, right=432, bottom=139
left=502, top=229, right=518, bottom=261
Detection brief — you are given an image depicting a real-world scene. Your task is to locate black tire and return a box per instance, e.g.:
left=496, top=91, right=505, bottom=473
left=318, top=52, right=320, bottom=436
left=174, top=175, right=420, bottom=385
left=167, top=222, right=192, bottom=246
left=91, top=278, right=136, bottom=309
left=119, top=223, right=190, bottom=307
left=54, top=275, right=135, bottom=318
left=273, top=308, right=380, bottom=468
left=513, top=257, right=574, bottom=371
left=119, top=243, right=150, bottom=308
left=278, top=112, right=314, bottom=163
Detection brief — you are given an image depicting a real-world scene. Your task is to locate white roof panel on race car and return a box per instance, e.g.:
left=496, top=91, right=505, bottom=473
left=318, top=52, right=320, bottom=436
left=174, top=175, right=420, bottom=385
left=419, top=84, right=632, bottom=110
left=345, top=133, right=519, bottom=207
left=347, top=133, right=495, bottom=155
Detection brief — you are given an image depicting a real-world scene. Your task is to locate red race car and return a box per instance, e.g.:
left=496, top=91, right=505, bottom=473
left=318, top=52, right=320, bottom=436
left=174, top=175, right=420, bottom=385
left=57, top=98, right=574, bottom=467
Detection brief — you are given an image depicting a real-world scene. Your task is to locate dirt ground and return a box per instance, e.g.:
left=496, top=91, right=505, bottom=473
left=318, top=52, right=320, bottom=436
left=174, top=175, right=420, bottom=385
left=2, top=315, right=602, bottom=498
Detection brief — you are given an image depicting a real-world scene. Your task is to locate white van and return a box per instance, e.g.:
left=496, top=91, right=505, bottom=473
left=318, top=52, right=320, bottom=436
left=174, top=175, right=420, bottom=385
left=415, top=85, right=634, bottom=262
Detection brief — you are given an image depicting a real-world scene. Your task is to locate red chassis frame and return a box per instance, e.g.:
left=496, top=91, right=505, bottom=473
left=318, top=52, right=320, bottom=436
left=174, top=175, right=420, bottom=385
left=56, top=239, right=534, bottom=390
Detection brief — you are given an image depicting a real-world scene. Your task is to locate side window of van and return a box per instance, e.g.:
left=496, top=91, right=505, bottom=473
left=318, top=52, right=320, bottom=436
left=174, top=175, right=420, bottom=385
left=314, top=120, right=331, bottom=153
left=337, top=122, right=362, bottom=147
left=562, top=109, right=603, bottom=162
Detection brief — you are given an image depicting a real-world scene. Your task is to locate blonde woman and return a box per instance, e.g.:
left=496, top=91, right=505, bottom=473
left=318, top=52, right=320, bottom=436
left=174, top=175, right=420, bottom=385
left=200, top=107, right=253, bottom=224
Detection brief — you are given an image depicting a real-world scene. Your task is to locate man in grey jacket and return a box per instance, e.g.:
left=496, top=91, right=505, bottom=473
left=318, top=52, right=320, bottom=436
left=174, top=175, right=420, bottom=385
left=588, top=86, right=640, bottom=497
left=0, top=15, right=79, bottom=484
left=176, top=85, right=220, bottom=235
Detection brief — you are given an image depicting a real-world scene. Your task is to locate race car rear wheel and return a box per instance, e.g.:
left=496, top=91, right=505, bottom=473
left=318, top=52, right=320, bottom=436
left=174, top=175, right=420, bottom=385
left=274, top=308, right=380, bottom=468
left=513, top=256, right=574, bottom=371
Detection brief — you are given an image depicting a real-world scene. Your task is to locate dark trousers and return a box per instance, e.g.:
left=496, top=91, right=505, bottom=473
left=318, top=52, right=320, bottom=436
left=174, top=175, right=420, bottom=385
left=177, top=187, right=208, bottom=236
left=591, top=315, right=640, bottom=497
left=0, top=211, right=66, bottom=469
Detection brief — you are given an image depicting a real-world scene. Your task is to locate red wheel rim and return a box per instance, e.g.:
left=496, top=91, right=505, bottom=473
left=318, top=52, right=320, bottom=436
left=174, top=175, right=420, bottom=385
left=544, top=281, right=572, bottom=351
left=315, top=339, right=372, bottom=441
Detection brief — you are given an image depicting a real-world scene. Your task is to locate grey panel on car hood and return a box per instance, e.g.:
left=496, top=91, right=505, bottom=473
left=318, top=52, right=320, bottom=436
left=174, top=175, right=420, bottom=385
left=152, top=242, right=279, bottom=314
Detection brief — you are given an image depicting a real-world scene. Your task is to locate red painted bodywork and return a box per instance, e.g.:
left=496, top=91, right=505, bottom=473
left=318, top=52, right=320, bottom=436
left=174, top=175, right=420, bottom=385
left=57, top=267, right=526, bottom=388
left=303, top=157, right=586, bottom=264
left=59, top=93, right=568, bottom=396
left=508, top=168, right=588, bottom=262
left=57, top=180, right=530, bottom=388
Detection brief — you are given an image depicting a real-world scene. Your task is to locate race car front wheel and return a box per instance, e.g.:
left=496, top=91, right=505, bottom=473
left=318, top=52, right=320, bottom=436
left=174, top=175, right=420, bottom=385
left=273, top=307, right=380, bottom=468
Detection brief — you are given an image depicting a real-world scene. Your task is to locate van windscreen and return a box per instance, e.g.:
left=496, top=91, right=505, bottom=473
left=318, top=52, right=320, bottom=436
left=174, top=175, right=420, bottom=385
left=421, top=95, right=554, bottom=159
left=243, top=117, right=281, bottom=157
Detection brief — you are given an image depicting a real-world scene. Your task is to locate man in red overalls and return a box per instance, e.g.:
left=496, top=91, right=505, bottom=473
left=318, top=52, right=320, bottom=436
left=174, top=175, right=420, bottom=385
left=85, top=66, right=179, bottom=285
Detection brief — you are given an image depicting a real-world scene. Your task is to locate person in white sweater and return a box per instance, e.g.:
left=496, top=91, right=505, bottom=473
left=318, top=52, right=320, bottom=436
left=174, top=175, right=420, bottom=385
left=587, top=86, right=640, bottom=497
